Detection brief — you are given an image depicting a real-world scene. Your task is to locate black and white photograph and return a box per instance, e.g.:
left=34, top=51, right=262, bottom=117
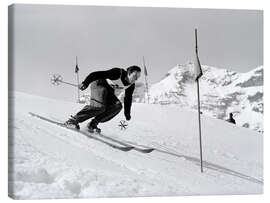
left=8, top=3, right=263, bottom=200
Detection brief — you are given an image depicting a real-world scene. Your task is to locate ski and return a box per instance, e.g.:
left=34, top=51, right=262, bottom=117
left=29, top=112, right=134, bottom=152
left=29, top=112, right=155, bottom=153
left=98, top=133, right=155, bottom=153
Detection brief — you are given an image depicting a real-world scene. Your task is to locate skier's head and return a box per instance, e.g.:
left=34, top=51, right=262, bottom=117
left=127, top=65, right=141, bottom=84
left=229, top=113, right=233, bottom=118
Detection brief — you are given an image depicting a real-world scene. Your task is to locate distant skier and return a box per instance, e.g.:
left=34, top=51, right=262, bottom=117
left=226, top=113, right=236, bottom=124
left=65, top=65, right=141, bottom=133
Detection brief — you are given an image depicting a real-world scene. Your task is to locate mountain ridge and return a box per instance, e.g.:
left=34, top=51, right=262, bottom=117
left=142, top=63, right=263, bottom=133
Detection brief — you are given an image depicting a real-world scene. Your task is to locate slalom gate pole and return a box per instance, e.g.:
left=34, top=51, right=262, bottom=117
left=143, top=56, right=150, bottom=104
left=196, top=79, right=203, bottom=173
left=195, top=29, right=204, bottom=173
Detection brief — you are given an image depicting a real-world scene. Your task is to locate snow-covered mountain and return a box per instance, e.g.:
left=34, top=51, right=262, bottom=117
left=8, top=91, right=263, bottom=199
left=146, top=63, right=263, bottom=133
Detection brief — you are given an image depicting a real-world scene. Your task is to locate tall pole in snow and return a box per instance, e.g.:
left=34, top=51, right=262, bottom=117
left=75, top=56, right=80, bottom=102
left=143, top=56, right=150, bottom=104
left=195, top=29, right=204, bottom=173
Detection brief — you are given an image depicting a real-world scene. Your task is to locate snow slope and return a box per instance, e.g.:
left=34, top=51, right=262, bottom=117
left=8, top=92, right=263, bottom=199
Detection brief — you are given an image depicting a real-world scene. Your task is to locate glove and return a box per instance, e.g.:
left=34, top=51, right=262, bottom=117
left=79, top=83, right=88, bottom=91
left=124, top=112, right=131, bottom=121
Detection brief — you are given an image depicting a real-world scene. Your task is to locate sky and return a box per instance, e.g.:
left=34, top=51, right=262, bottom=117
left=9, top=4, right=263, bottom=102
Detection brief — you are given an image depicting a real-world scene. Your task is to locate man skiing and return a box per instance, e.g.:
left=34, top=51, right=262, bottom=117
left=65, top=65, right=141, bottom=133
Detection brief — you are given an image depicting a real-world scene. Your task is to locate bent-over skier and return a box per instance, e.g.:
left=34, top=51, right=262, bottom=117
left=65, top=65, right=141, bottom=133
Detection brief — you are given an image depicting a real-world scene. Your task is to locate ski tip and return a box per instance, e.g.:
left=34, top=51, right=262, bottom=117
left=143, top=148, right=155, bottom=153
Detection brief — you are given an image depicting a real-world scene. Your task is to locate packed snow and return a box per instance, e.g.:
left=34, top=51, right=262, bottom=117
left=8, top=91, right=263, bottom=199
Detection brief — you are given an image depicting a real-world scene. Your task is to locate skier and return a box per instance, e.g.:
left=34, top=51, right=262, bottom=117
left=226, top=113, right=236, bottom=124
left=65, top=65, right=141, bottom=133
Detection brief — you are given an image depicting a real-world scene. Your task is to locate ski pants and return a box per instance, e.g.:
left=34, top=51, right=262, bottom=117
left=73, top=80, right=122, bottom=125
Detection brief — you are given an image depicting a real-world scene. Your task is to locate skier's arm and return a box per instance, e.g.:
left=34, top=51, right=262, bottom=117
left=124, top=84, right=135, bottom=120
left=81, top=68, right=121, bottom=88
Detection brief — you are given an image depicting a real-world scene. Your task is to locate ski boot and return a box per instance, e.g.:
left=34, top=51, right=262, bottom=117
left=64, top=116, right=80, bottom=130
left=87, top=120, right=101, bottom=134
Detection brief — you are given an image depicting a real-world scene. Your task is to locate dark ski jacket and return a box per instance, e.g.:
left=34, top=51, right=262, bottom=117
left=81, top=68, right=135, bottom=117
left=227, top=118, right=236, bottom=124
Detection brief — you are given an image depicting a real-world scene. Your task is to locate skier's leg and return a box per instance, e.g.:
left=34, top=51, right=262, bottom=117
left=98, top=101, right=122, bottom=123
left=68, top=82, right=108, bottom=124
left=72, top=104, right=106, bottom=123
left=87, top=100, right=122, bottom=133
left=91, top=94, right=123, bottom=125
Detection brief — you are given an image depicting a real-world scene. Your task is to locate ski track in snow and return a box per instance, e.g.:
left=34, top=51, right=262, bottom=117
left=8, top=92, right=263, bottom=199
